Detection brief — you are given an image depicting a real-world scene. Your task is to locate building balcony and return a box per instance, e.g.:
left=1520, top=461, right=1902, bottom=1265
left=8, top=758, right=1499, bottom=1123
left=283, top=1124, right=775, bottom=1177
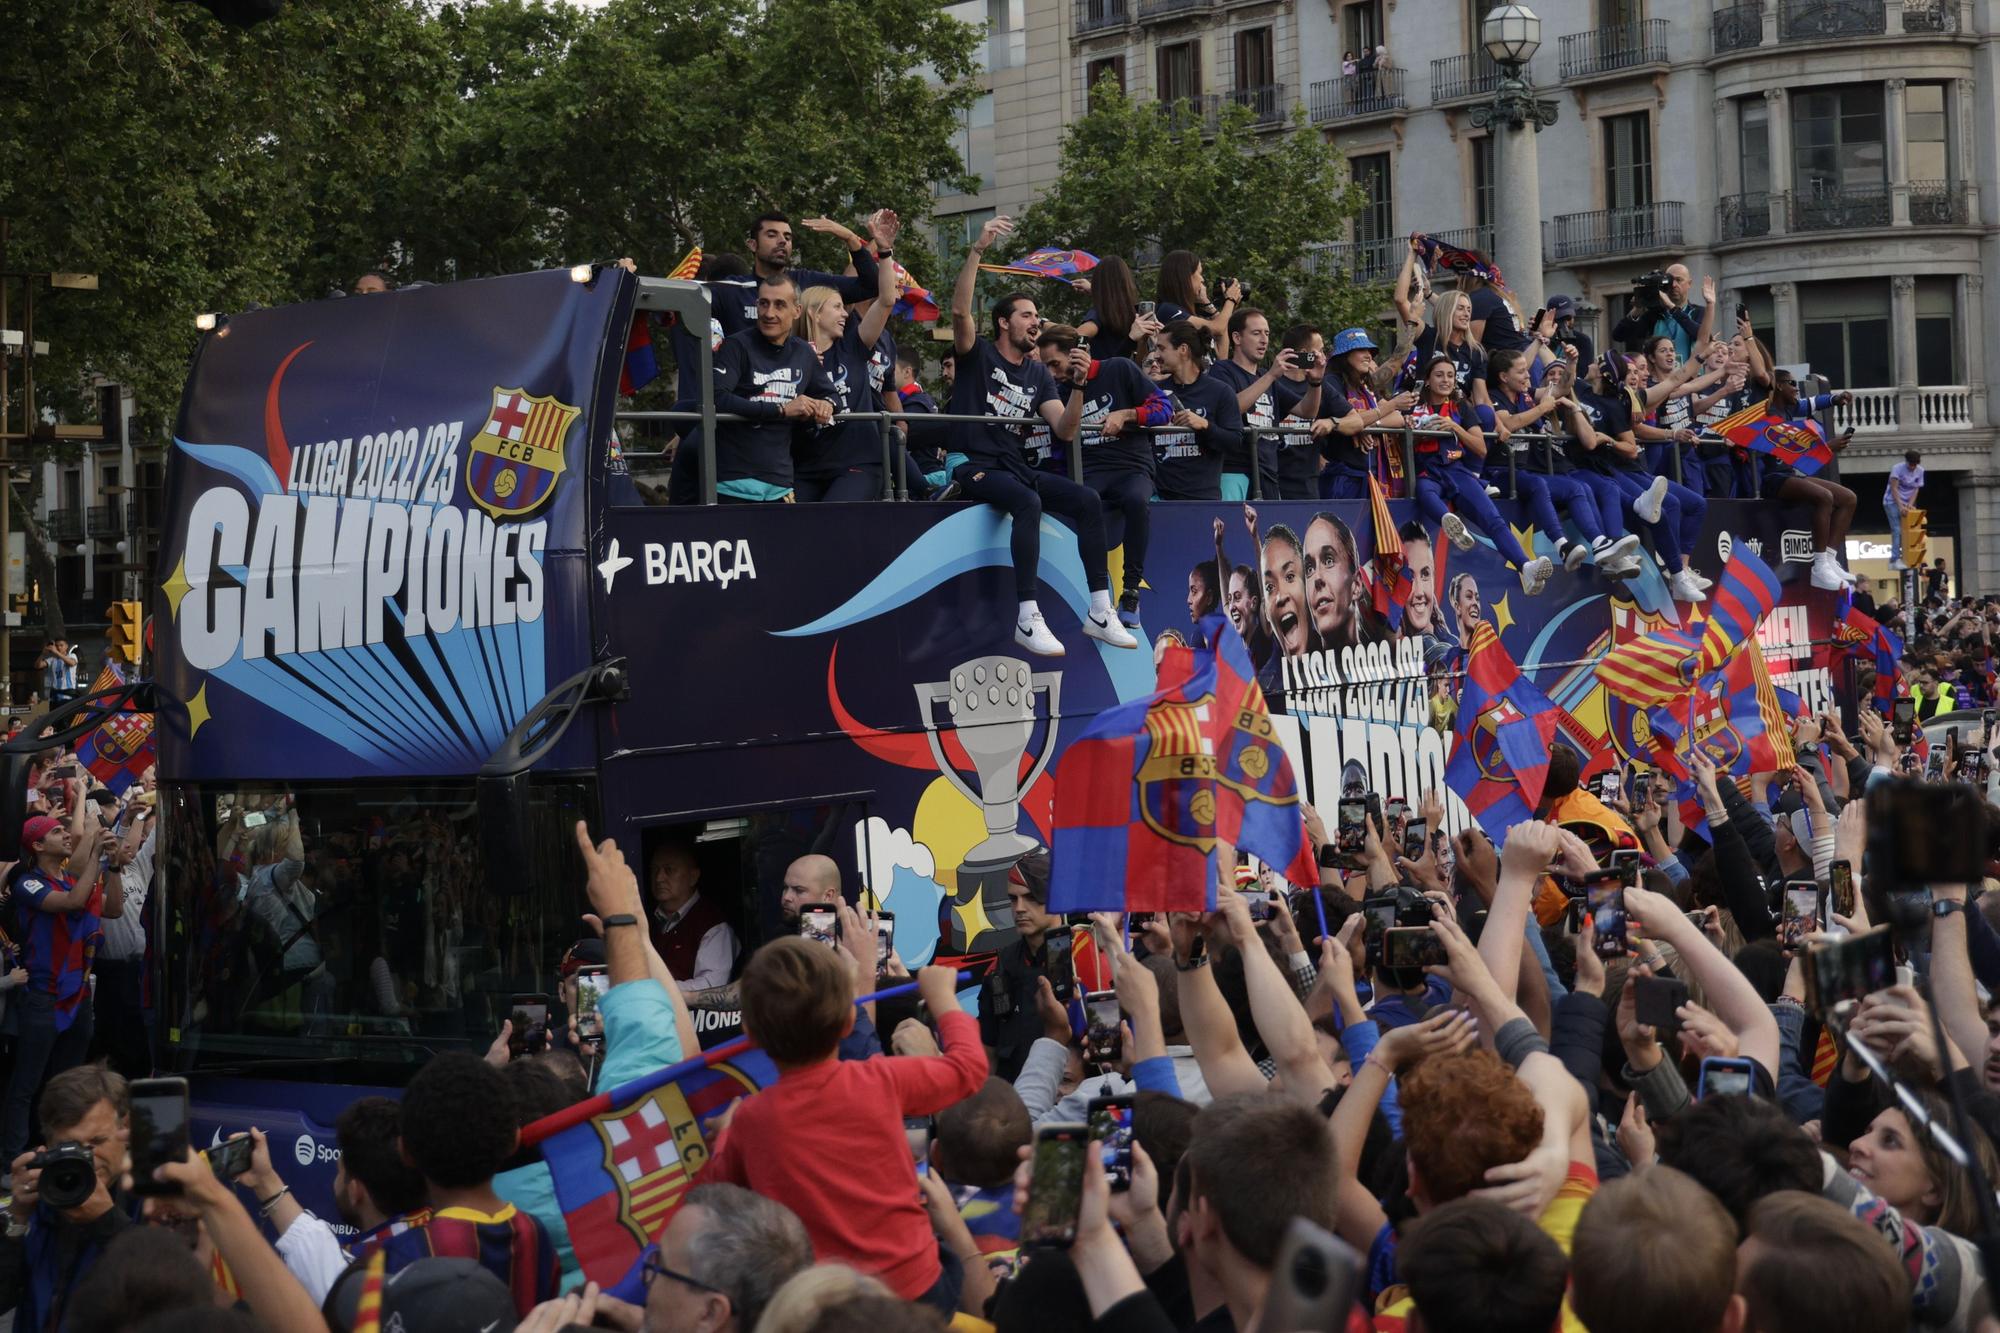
left=1429, top=51, right=1502, bottom=104
left=44, top=508, right=82, bottom=545
left=85, top=504, right=120, bottom=539
left=1790, top=183, right=1891, bottom=231
left=1137, top=0, right=1213, bottom=21
left=1547, top=202, right=1684, bottom=263
left=1204, top=83, right=1288, bottom=128
left=1780, top=0, right=1885, bottom=40
left=1558, top=19, right=1669, bottom=81
left=1308, top=67, right=1408, bottom=123
left=1910, top=179, right=1972, bottom=225
left=1073, top=0, right=1133, bottom=36
left=1717, top=191, right=1772, bottom=241
left=1834, top=385, right=1974, bottom=433
left=1712, top=1, right=1764, bottom=52
left=1714, top=0, right=1960, bottom=53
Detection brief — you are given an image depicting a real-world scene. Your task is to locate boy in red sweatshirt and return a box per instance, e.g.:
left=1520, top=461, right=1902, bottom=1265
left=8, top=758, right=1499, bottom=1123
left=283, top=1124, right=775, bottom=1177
left=703, top=937, right=987, bottom=1308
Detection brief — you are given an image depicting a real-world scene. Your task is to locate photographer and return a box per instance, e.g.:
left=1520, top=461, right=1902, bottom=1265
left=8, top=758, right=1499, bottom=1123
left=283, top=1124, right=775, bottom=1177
left=0, top=1064, right=137, bottom=1333
left=1611, top=264, right=1714, bottom=360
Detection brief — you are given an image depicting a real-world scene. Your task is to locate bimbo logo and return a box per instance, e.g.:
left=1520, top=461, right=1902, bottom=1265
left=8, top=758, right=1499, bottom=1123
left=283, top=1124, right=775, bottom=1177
left=1781, top=530, right=1814, bottom=563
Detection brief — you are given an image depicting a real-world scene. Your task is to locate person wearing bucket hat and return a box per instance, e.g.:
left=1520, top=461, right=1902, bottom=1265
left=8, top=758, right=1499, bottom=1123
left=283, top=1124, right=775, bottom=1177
left=1314, top=326, right=1417, bottom=500
left=1405, top=351, right=1555, bottom=597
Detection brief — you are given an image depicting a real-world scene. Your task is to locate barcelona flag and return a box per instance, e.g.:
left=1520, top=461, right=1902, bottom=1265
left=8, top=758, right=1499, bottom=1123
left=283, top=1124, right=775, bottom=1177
left=619, top=314, right=659, bottom=395
left=1446, top=623, right=1592, bottom=841
left=1200, top=616, right=1318, bottom=887
left=1366, top=474, right=1412, bottom=631
left=1415, top=232, right=1505, bottom=289
left=1597, top=622, right=1704, bottom=711
left=1645, top=636, right=1795, bottom=783
left=1709, top=401, right=1835, bottom=476
left=890, top=262, right=940, bottom=322
left=542, top=1044, right=778, bottom=1287
left=73, top=664, right=154, bottom=795
left=979, top=248, right=1099, bottom=281
left=1695, top=548, right=1782, bottom=676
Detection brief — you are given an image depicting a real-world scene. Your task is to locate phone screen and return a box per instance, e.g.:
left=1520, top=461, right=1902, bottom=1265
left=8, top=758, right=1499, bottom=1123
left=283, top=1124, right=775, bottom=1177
left=1892, top=698, right=1916, bottom=741
left=1088, top=1097, right=1135, bottom=1192
left=874, top=912, right=897, bottom=972
left=509, top=996, right=551, bottom=1056
left=1084, top=990, right=1121, bottom=1065
left=1599, top=771, right=1622, bottom=802
left=1382, top=927, right=1447, bottom=970
left=1045, top=933, right=1076, bottom=1003
left=1361, top=901, right=1398, bottom=962
left=1585, top=876, right=1627, bottom=958
left=801, top=907, right=838, bottom=948
left=206, top=1133, right=255, bottom=1183
left=129, top=1077, right=191, bottom=1196
left=1242, top=887, right=1276, bottom=922
left=1402, top=820, right=1427, bottom=859
left=574, top=968, right=609, bottom=1041
left=1609, top=849, right=1641, bottom=888
left=1022, top=1126, right=1089, bottom=1247
left=1830, top=861, right=1856, bottom=917
left=1699, top=1059, right=1753, bottom=1100
left=1384, top=798, right=1409, bottom=827
left=1337, top=800, right=1367, bottom=858
left=1781, top=886, right=1819, bottom=947
left=1809, top=926, right=1897, bottom=1014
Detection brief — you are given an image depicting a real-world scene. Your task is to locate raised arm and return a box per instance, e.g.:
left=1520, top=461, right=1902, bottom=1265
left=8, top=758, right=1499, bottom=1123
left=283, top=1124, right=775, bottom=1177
left=1167, top=910, right=1266, bottom=1098
left=1215, top=888, right=1338, bottom=1104
left=1478, top=821, right=1563, bottom=1004
left=1626, top=884, right=1780, bottom=1077
left=1393, top=235, right=1426, bottom=326
left=952, top=215, right=1012, bottom=357
left=853, top=213, right=901, bottom=349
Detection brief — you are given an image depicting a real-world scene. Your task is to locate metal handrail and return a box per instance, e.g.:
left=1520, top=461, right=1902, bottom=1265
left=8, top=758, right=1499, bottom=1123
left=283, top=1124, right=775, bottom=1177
left=611, top=407, right=1746, bottom=505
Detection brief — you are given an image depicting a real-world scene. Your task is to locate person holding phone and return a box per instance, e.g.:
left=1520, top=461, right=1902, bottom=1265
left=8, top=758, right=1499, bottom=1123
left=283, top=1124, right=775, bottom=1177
left=979, top=853, right=1068, bottom=1083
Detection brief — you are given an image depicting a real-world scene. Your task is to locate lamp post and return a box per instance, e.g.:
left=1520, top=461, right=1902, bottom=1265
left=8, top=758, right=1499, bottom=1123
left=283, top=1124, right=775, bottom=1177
left=1469, top=4, right=1559, bottom=310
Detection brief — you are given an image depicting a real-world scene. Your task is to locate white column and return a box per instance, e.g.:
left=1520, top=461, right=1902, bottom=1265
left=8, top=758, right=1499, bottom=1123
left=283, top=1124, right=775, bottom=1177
left=1773, top=280, right=1802, bottom=365
left=1892, top=274, right=1918, bottom=428
left=1493, top=117, right=1546, bottom=310
left=1962, top=271, right=1989, bottom=425
left=1765, top=88, right=1791, bottom=234
left=1714, top=96, right=1742, bottom=200
left=1956, top=474, right=2000, bottom=596
left=1887, top=78, right=1910, bottom=225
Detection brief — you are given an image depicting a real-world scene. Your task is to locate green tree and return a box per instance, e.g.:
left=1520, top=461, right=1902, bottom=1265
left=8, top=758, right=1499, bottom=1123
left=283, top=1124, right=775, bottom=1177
left=1000, top=82, right=1385, bottom=340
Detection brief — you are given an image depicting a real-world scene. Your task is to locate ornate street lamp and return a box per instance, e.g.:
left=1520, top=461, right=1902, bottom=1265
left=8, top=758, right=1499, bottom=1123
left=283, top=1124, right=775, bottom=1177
left=1471, top=4, right=1559, bottom=132
left=1468, top=4, right=1557, bottom=307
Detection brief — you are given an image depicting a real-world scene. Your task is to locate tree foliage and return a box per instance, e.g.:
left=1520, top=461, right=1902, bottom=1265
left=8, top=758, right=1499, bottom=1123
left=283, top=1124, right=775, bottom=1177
left=998, top=82, right=1385, bottom=340
left=0, top=0, right=979, bottom=434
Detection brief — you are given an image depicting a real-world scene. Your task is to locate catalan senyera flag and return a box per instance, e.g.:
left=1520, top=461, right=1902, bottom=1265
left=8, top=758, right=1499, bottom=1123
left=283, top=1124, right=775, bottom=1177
left=1597, top=621, right=1705, bottom=711
left=666, top=246, right=703, bottom=281
left=1366, top=473, right=1412, bottom=631
left=541, top=1045, right=779, bottom=1287
left=1696, top=547, right=1782, bottom=676
left=1709, top=400, right=1835, bottom=476
left=1446, top=623, right=1593, bottom=842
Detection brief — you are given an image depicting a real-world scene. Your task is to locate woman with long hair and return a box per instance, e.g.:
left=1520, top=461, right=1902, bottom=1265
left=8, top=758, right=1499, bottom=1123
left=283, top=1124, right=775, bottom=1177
left=1313, top=327, right=1417, bottom=499
left=1407, top=352, right=1553, bottom=595
left=1489, top=347, right=1640, bottom=578
left=1301, top=509, right=1393, bottom=650
left=1392, top=239, right=1491, bottom=408
left=790, top=253, right=898, bottom=502
left=1156, top=249, right=1241, bottom=347
left=1635, top=334, right=1727, bottom=492
left=1843, top=1089, right=2000, bottom=1238
left=1075, top=255, right=1160, bottom=364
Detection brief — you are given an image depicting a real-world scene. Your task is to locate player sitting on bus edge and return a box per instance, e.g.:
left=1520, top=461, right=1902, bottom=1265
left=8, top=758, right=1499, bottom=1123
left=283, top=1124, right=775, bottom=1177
left=947, top=215, right=1140, bottom=657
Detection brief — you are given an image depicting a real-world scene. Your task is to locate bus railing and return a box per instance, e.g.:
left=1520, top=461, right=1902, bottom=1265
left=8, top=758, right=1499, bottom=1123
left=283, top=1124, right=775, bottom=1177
left=612, top=408, right=1747, bottom=504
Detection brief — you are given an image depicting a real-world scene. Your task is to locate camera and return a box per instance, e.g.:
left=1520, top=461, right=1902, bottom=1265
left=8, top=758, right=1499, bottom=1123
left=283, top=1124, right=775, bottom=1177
left=1225, top=278, right=1250, bottom=299
left=28, top=1142, right=99, bottom=1210
left=1295, top=350, right=1319, bottom=368
left=1631, top=270, right=1673, bottom=310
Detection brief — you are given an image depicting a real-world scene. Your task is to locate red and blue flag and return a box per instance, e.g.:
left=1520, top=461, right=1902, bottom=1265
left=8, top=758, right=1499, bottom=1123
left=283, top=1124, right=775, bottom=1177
left=74, top=664, right=154, bottom=795
left=1709, top=401, right=1835, bottom=476
left=540, top=1043, right=778, bottom=1286
left=1696, top=547, right=1781, bottom=675
left=1200, top=616, right=1318, bottom=887
left=979, top=248, right=1099, bottom=281
left=619, top=314, right=660, bottom=395
left=890, top=262, right=940, bottom=322
left=1415, top=232, right=1505, bottom=289
left=1446, top=623, right=1592, bottom=841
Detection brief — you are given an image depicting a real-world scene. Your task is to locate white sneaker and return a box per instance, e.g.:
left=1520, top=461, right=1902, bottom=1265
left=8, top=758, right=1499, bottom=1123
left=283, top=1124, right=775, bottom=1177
left=1633, top=476, right=1669, bottom=525
left=1016, top=612, right=1066, bottom=657
left=1670, top=568, right=1708, bottom=602
left=1810, top=551, right=1849, bottom=591
left=1561, top=540, right=1589, bottom=573
left=1440, top=512, right=1476, bottom=552
left=1082, top=610, right=1139, bottom=650
left=1602, top=533, right=1643, bottom=565
left=1519, top=556, right=1554, bottom=595
left=1822, top=549, right=1858, bottom=585
left=1485, top=485, right=1502, bottom=498
left=1603, top=551, right=1644, bottom=580
left=1689, top=569, right=1714, bottom=590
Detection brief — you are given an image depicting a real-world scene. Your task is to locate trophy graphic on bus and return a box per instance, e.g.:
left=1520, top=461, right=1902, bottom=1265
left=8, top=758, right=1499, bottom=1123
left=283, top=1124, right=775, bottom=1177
left=915, top=657, right=1061, bottom=953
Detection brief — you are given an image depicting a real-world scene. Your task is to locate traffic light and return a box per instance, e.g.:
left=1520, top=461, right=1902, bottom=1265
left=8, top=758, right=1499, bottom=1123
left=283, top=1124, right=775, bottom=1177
left=1902, top=506, right=1928, bottom=570
left=109, top=600, right=145, bottom=667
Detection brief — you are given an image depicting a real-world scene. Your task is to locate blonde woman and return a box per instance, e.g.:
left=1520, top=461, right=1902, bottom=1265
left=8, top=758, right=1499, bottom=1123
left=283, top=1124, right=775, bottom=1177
left=792, top=234, right=899, bottom=502
left=1392, top=239, right=1490, bottom=408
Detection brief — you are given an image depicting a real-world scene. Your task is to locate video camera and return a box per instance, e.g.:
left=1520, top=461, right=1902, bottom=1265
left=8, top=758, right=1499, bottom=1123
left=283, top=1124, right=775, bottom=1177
left=1630, top=270, right=1674, bottom=311
left=27, top=1141, right=99, bottom=1210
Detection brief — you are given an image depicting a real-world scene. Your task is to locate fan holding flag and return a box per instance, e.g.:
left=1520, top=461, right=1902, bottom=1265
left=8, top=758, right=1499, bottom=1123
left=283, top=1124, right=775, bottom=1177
left=1710, top=366, right=1859, bottom=590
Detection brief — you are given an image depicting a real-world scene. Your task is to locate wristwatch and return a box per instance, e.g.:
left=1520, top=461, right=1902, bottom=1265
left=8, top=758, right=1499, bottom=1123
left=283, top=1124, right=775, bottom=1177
left=600, top=913, right=641, bottom=931
left=1931, top=899, right=1969, bottom=919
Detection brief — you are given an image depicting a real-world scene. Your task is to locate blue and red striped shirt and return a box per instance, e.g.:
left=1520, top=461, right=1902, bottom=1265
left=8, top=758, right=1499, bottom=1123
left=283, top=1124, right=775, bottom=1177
left=12, top=867, right=102, bottom=1032
left=367, top=1203, right=558, bottom=1317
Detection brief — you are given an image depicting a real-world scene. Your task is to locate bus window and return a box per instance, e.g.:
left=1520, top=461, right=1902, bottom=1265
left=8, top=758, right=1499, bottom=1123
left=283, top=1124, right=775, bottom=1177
left=157, top=777, right=594, bottom=1082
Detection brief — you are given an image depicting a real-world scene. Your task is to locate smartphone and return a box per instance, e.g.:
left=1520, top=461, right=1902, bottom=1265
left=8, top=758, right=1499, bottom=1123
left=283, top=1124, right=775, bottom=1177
left=1361, top=899, right=1398, bottom=966
left=874, top=910, right=897, bottom=974
left=129, top=1077, right=191, bottom=1197
left=1241, top=886, right=1277, bottom=922
left=800, top=906, right=838, bottom=948
left=1044, top=931, right=1076, bottom=1004
left=1806, top=925, right=1896, bottom=1015
left=1337, top=798, right=1367, bottom=864
left=1609, top=848, right=1641, bottom=888
left=1260, top=1219, right=1362, bottom=1333
left=1021, top=1124, right=1089, bottom=1247
left=1385, top=797, right=1409, bottom=828
left=1529, top=307, right=1546, bottom=334
left=1868, top=777, right=1988, bottom=885
left=1137, top=300, right=1157, bottom=318
left=1402, top=820, right=1427, bottom=860
left=509, top=994, right=552, bottom=1056
left=1697, top=1055, right=1757, bottom=1100
left=1382, top=926, right=1449, bottom=970
left=1296, top=350, right=1319, bottom=368
left=1780, top=883, right=1819, bottom=948
left=573, top=965, right=609, bottom=1042
left=1598, top=770, right=1622, bottom=803
left=1634, top=975, right=1689, bottom=1031
left=206, top=1133, right=255, bottom=1183
left=1829, top=860, right=1856, bottom=918
left=1983, top=707, right=1996, bottom=738
left=1892, top=697, right=1916, bottom=745
left=1083, top=989, right=1122, bottom=1065
left=1087, top=1095, right=1135, bottom=1192
left=241, top=809, right=270, bottom=830
left=1584, top=873, right=1627, bottom=959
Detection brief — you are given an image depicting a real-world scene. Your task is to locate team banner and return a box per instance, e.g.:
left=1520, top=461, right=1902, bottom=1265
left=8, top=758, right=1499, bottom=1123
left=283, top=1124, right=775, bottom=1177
left=156, top=269, right=622, bottom=780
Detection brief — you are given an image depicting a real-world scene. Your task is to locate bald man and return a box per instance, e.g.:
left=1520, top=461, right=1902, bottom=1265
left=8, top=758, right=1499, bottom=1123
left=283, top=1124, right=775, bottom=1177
left=648, top=840, right=739, bottom=990
left=779, top=854, right=843, bottom=930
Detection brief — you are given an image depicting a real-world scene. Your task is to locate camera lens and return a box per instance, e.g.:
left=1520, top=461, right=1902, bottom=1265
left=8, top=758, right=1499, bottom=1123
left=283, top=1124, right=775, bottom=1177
left=1290, top=1247, right=1330, bottom=1298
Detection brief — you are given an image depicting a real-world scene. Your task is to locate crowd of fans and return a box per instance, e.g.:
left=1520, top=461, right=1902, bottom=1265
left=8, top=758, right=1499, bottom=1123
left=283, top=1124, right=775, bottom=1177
left=2, top=647, right=2000, bottom=1333
left=652, top=212, right=1873, bottom=654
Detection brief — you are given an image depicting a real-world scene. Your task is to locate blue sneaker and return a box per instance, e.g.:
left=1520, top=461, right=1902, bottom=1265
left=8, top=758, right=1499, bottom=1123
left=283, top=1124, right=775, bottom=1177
left=1117, top=593, right=1143, bottom=629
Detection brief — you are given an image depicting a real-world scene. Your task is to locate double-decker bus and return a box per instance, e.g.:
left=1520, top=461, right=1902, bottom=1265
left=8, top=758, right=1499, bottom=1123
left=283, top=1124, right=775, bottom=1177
left=9, top=266, right=1843, bottom=1223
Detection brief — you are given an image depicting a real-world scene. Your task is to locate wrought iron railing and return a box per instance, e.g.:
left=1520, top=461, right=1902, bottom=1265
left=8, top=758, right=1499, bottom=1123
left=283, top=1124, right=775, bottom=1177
left=1073, top=0, right=1131, bottom=35
left=1712, top=1, right=1765, bottom=51
left=1137, top=0, right=1212, bottom=17
left=1430, top=51, right=1503, bottom=102
left=1308, top=67, right=1408, bottom=122
left=1779, top=0, right=1885, bottom=41
left=1900, top=0, right=1957, bottom=30
left=1717, top=192, right=1772, bottom=241
left=1548, top=202, right=1684, bottom=261
left=1208, top=83, right=1287, bottom=127
left=1909, top=179, right=1970, bottom=225
left=85, top=504, right=120, bottom=538
left=45, top=509, right=82, bottom=545
left=1558, top=19, right=1669, bottom=79
left=1789, top=182, right=1891, bottom=230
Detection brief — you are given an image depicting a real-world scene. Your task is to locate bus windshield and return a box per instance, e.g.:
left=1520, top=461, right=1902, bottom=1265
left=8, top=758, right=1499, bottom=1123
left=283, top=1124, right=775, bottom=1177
left=157, top=776, right=593, bottom=1079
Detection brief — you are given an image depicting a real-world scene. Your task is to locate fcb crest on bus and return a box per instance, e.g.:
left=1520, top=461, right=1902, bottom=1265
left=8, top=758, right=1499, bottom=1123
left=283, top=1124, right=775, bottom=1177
left=465, top=386, right=577, bottom=520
